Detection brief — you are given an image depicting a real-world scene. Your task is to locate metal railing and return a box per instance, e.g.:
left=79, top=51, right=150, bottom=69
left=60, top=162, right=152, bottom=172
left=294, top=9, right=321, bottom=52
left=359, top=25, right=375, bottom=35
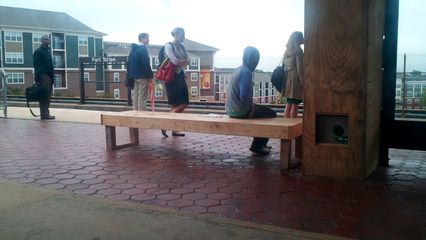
left=0, top=69, right=7, bottom=118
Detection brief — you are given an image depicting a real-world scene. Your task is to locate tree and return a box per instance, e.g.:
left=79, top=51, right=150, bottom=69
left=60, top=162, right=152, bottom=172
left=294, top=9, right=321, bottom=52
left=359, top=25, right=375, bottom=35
left=410, top=70, right=422, bottom=76
left=420, top=91, right=426, bottom=109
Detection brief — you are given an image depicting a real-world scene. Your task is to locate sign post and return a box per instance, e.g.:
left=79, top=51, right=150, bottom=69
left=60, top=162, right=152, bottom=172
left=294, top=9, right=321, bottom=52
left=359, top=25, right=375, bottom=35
left=79, top=56, right=128, bottom=104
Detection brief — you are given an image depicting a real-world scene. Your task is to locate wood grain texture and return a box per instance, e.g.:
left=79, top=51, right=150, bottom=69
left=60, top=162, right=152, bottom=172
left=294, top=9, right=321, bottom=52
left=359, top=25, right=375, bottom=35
left=101, top=111, right=303, bottom=140
left=280, top=139, right=292, bottom=169
left=304, top=0, right=384, bottom=179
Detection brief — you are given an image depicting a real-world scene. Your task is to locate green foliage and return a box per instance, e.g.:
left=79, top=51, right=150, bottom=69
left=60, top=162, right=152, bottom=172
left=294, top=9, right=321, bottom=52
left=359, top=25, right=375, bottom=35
left=410, top=70, right=422, bottom=76
left=419, top=91, right=426, bottom=109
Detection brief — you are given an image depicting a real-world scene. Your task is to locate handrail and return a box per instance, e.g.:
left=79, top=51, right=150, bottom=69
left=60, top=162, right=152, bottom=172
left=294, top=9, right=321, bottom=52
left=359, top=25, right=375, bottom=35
left=0, top=68, right=7, bottom=118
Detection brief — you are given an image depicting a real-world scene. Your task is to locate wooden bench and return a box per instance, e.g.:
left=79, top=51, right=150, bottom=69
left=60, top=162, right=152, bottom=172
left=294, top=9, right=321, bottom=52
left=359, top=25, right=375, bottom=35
left=100, top=111, right=303, bottom=170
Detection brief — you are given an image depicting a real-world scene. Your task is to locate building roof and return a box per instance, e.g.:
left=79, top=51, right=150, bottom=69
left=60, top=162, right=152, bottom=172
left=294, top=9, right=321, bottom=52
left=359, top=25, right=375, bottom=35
left=182, top=39, right=219, bottom=52
left=104, top=39, right=218, bottom=57
left=0, top=6, right=105, bottom=36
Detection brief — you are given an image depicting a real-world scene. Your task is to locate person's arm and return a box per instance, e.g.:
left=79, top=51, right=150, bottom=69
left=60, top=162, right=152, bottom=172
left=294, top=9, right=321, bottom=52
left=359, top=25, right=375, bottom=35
left=165, top=43, right=179, bottom=64
left=140, top=47, right=153, bottom=77
left=165, top=43, right=185, bottom=66
left=238, top=69, right=252, bottom=103
left=296, top=52, right=304, bottom=85
left=33, top=49, right=40, bottom=69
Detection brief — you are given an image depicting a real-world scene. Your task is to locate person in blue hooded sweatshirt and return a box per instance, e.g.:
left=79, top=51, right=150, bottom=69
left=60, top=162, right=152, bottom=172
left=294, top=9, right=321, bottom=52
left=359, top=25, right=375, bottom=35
left=127, top=33, right=153, bottom=111
left=225, top=46, right=277, bottom=155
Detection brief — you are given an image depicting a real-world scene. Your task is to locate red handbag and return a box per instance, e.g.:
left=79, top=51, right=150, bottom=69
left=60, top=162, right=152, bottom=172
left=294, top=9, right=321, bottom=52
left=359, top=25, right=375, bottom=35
left=155, top=58, right=175, bottom=83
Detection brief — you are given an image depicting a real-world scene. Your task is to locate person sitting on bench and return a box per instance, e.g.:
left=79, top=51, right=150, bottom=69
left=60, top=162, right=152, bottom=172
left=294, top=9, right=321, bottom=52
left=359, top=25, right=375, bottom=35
left=225, top=46, right=277, bottom=155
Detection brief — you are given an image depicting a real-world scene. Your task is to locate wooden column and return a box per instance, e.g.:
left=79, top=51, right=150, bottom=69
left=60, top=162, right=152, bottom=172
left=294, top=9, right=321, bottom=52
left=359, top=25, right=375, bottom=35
left=304, top=0, right=385, bottom=179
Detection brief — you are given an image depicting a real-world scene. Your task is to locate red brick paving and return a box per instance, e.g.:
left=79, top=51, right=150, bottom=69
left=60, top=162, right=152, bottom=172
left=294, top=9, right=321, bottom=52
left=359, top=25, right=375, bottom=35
left=1, top=119, right=426, bottom=239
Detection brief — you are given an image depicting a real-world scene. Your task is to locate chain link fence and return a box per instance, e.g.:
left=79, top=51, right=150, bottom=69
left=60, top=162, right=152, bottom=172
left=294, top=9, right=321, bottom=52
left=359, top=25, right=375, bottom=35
left=395, top=53, right=426, bottom=119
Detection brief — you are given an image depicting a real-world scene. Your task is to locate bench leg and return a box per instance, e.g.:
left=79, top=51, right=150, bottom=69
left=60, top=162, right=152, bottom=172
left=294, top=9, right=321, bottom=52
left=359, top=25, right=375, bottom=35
left=106, top=126, right=117, bottom=151
left=129, top=128, right=139, bottom=146
left=280, top=139, right=292, bottom=170
left=105, top=126, right=139, bottom=151
left=295, top=135, right=303, bottom=160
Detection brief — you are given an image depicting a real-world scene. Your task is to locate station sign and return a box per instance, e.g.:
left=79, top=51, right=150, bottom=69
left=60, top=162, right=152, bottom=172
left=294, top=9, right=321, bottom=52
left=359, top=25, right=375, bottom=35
left=79, top=56, right=128, bottom=64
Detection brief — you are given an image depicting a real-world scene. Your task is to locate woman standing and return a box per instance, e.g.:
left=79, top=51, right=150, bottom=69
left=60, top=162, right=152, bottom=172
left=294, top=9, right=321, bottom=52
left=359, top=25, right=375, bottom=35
left=283, top=31, right=304, bottom=118
left=162, top=27, right=190, bottom=137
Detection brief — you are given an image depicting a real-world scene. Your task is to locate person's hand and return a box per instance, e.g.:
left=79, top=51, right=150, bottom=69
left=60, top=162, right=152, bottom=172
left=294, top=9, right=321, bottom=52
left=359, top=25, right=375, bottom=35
left=177, top=59, right=187, bottom=67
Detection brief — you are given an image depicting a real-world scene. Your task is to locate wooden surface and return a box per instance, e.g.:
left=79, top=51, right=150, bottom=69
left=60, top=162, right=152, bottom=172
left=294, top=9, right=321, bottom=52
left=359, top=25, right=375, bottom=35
left=304, top=0, right=384, bottom=179
left=101, top=111, right=303, bottom=140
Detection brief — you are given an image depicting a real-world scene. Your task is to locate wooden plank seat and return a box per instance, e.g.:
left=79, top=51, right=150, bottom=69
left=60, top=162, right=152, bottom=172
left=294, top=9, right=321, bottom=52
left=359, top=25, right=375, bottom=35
left=100, top=111, right=303, bottom=170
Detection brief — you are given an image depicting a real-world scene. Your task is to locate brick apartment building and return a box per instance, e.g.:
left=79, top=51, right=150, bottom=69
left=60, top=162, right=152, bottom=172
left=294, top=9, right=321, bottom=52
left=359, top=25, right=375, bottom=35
left=0, top=6, right=104, bottom=97
left=103, top=40, right=219, bottom=101
left=215, top=68, right=278, bottom=103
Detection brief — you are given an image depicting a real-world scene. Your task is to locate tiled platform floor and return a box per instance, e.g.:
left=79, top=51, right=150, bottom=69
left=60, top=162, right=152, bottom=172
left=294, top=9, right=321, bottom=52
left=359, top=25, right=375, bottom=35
left=0, top=119, right=425, bottom=239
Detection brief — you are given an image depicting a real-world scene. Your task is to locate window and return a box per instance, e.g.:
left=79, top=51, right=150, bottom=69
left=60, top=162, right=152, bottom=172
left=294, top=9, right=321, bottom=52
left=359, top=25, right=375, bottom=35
left=191, top=73, right=198, bottom=81
left=155, top=85, right=163, bottom=97
left=5, top=52, right=23, bottom=64
left=78, top=36, right=88, bottom=45
left=54, top=74, right=66, bottom=89
left=114, top=73, right=120, bottom=82
left=84, top=73, right=90, bottom=82
left=4, top=31, right=22, bottom=42
left=33, top=33, right=47, bottom=43
left=4, top=31, right=24, bottom=64
left=51, top=33, right=65, bottom=50
left=114, top=89, right=120, bottom=99
left=191, top=86, right=198, bottom=96
left=396, top=90, right=401, bottom=96
left=33, top=33, right=49, bottom=52
left=6, top=73, right=24, bottom=84
left=78, top=36, right=89, bottom=56
left=154, top=57, right=159, bottom=66
left=53, top=55, right=63, bottom=68
left=190, top=58, right=198, bottom=67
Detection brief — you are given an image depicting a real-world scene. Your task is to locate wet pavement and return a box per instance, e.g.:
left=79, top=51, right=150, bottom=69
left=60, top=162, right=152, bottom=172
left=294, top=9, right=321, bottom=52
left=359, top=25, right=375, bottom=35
left=0, top=111, right=425, bottom=239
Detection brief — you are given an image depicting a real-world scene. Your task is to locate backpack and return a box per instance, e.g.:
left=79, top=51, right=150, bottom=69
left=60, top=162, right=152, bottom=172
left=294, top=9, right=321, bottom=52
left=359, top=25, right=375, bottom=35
left=125, top=60, right=134, bottom=89
left=271, top=65, right=286, bottom=93
left=157, top=42, right=177, bottom=65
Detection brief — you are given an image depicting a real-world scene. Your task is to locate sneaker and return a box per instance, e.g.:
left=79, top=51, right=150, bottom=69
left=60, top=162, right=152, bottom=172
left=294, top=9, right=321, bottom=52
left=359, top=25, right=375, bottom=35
left=249, top=146, right=271, bottom=155
left=172, top=131, right=185, bottom=137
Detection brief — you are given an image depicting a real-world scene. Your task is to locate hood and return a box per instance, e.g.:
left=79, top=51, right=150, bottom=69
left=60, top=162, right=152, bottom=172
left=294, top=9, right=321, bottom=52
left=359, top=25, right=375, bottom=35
left=130, top=43, right=143, bottom=53
left=242, top=46, right=260, bottom=72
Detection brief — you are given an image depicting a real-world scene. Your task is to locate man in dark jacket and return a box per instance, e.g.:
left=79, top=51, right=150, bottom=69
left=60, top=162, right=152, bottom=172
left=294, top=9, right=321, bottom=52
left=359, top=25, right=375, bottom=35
left=33, top=35, right=55, bottom=120
left=127, top=33, right=153, bottom=111
left=225, top=46, right=277, bottom=155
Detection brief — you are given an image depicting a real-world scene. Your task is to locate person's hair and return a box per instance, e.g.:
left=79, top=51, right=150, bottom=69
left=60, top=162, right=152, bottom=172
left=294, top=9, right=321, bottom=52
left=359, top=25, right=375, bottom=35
left=138, top=33, right=149, bottom=42
left=285, top=31, right=304, bottom=56
left=171, top=27, right=185, bottom=37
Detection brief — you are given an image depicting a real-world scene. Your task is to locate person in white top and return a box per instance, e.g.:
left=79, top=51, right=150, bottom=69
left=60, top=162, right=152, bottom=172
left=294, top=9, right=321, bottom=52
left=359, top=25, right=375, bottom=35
left=161, top=27, right=190, bottom=137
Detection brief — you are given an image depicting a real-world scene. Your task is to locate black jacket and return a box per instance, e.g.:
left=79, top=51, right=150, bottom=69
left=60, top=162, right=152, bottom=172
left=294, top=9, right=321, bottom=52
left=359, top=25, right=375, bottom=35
left=127, top=44, right=153, bottom=79
left=33, top=45, right=54, bottom=83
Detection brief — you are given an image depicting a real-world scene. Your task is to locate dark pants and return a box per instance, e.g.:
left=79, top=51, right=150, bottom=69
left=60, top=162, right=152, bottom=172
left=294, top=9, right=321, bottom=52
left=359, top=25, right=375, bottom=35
left=38, top=75, right=53, bottom=117
left=236, top=104, right=277, bottom=148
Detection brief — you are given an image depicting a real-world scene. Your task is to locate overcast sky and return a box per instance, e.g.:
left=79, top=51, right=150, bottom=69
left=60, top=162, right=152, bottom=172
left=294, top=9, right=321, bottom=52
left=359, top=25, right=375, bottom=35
left=1, top=0, right=425, bottom=71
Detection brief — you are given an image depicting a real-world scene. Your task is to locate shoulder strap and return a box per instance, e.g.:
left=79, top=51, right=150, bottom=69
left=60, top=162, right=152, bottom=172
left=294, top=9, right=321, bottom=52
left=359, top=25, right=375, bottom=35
left=180, top=43, right=188, bottom=58
left=167, top=42, right=176, bottom=54
left=27, top=100, right=39, bottom=117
